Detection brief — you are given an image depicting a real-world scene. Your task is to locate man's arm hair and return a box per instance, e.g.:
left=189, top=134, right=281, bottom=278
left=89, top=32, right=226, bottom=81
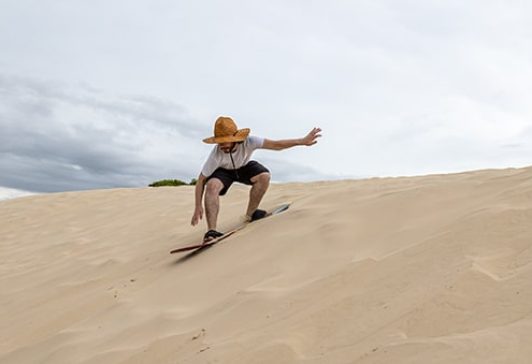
left=261, top=127, right=322, bottom=150
left=194, top=173, right=208, bottom=208
left=261, top=138, right=303, bottom=151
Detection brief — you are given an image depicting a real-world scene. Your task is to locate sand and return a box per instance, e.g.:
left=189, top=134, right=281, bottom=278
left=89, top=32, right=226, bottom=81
left=1, top=166, right=532, bottom=363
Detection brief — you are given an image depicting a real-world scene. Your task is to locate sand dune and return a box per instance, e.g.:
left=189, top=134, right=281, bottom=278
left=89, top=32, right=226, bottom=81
left=1, top=167, right=532, bottom=363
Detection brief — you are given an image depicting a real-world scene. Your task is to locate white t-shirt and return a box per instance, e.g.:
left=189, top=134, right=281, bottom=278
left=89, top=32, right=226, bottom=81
left=201, top=136, right=264, bottom=177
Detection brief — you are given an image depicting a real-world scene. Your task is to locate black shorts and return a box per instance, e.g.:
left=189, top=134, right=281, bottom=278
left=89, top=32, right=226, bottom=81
left=206, top=160, right=270, bottom=196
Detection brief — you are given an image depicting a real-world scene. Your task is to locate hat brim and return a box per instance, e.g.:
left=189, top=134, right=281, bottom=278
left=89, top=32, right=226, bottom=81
left=203, top=128, right=250, bottom=144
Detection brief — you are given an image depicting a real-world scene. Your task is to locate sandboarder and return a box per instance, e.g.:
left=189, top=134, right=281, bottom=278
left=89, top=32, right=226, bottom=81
left=190, top=116, right=322, bottom=243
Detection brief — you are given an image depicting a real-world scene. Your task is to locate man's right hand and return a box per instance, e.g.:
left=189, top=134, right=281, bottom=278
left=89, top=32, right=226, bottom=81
left=191, top=206, right=203, bottom=226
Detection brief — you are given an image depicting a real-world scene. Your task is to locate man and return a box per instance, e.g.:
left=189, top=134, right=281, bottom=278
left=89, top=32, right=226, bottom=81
left=191, top=116, right=322, bottom=243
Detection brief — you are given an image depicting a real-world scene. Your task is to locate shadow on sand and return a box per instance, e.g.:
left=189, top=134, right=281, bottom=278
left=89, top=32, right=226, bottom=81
left=171, top=245, right=214, bottom=265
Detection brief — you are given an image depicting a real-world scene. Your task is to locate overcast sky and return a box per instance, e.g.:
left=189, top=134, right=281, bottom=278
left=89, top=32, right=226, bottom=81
left=1, top=0, right=532, bottom=193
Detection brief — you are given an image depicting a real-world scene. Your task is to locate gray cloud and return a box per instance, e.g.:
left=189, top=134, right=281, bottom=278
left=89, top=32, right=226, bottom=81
left=0, top=75, right=205, bottom=192
left=0, top=75, right=327, bottom=192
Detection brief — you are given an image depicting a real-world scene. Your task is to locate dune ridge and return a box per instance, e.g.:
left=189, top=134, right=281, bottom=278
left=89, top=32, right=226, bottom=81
left=1, top=167, right=532, bottom=363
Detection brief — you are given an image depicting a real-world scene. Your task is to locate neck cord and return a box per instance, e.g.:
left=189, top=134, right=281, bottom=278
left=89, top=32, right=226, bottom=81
left=229, top=148, right=240, bottom=179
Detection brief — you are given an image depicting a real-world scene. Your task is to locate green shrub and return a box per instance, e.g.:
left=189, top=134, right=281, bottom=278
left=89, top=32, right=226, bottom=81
left=149, top=179, right=189, bottom=187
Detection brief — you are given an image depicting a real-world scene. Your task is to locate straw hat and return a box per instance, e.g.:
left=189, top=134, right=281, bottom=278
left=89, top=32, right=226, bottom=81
left=203, top=116, right=250, bottom=144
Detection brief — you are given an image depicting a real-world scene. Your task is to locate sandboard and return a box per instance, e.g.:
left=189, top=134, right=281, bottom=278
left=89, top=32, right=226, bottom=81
left=170, top=203, right=290, bottom=254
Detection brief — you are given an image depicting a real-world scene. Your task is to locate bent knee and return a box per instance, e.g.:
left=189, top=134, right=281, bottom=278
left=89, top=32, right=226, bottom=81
left=205, top=179, right=223, bottom=194
left=253, top=172, right=271, bottom=184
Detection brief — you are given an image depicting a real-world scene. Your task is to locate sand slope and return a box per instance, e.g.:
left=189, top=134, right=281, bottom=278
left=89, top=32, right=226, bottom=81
left=1, top=167, right=532, bottom=363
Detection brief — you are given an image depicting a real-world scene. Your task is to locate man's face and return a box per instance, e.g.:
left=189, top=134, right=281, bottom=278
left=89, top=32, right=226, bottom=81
left=219, top=142, right=236, bottom=153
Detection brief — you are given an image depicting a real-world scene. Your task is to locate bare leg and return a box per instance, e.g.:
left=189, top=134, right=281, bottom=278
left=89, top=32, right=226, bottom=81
left=246, top=172, right=271, bottom=217
left=204, top=178, right=224, bottom=231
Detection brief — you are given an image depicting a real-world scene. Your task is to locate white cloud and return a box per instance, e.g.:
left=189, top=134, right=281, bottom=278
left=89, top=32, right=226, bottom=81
left=0, top=187, right=36, bottom=202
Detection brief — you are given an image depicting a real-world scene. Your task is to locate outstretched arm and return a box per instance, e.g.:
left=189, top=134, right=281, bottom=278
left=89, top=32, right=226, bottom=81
left=262, top=127, right=322, bottom=151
